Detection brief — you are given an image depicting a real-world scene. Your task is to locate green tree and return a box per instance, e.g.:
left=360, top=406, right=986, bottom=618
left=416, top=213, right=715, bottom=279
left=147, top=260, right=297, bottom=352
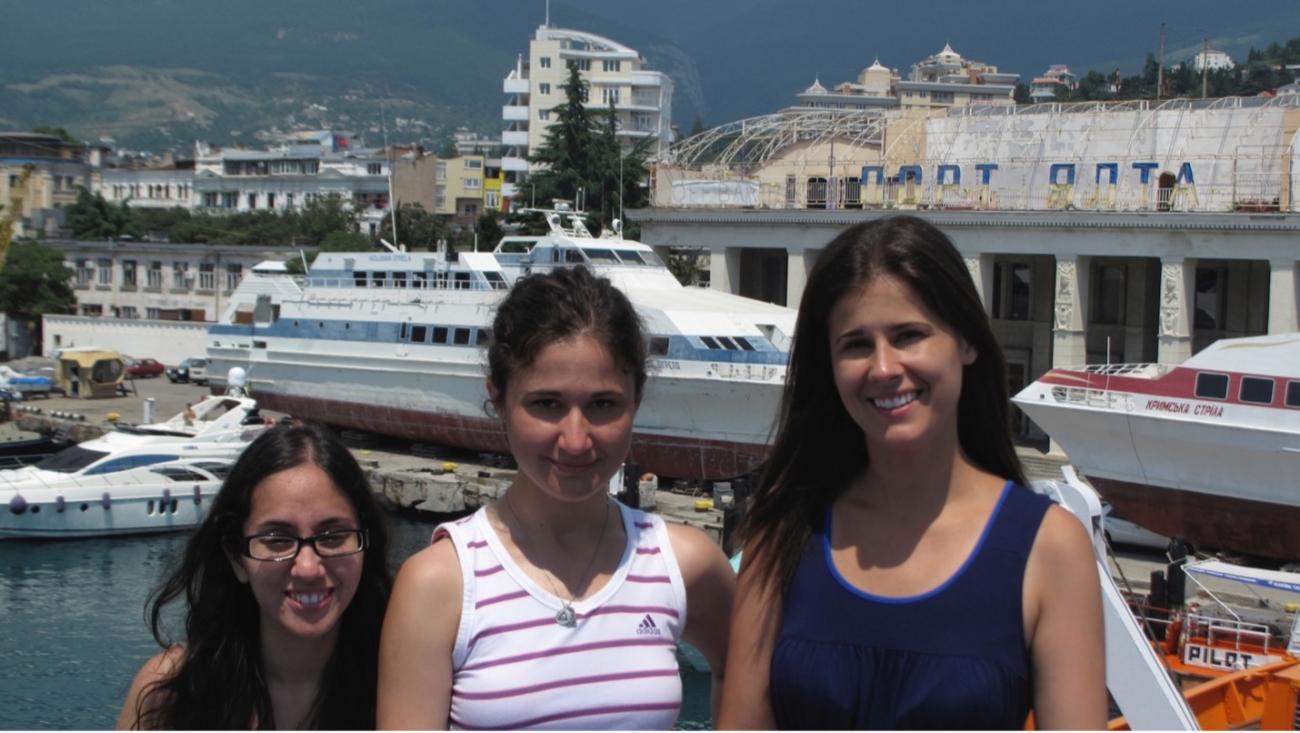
left=475, top=208, right=505, bottom=252
left=32, top=126, right=78, bottom=144
left=378, top=203, right=445, bottom=250
left=298, top=194, right=360, bottom=246
left=65, top=188, right=131, bottom=240
left=0, top=242, right=76, bottom=346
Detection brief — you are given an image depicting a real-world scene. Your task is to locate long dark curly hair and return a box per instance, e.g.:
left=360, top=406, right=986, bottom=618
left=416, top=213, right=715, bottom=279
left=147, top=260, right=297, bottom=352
left=133, top=423, right=391, bottom=729
left=742, top=216, right=1027, bottom=597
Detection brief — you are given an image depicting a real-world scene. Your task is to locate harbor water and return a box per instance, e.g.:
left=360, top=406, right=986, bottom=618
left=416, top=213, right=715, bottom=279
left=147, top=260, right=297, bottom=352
left=0, top=509, right=712, bottom=730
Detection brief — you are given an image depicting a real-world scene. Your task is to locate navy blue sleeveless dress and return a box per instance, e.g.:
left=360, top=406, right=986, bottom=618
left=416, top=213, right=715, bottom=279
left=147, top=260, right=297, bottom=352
left=769, top=481, right=1053, bottom=730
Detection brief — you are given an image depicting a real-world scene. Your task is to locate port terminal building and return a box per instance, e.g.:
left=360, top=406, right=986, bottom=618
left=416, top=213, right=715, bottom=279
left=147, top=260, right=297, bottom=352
left=634, top=97, right=1300, bottom=438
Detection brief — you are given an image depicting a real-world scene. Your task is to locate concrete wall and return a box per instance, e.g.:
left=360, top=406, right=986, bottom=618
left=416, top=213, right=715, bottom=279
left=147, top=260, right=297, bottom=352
left=43, top=315, right=209, bottom=366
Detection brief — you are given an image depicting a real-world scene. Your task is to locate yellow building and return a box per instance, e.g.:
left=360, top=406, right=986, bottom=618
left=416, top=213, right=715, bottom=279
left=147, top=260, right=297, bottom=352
left=1, top=133, right=103, bottom=238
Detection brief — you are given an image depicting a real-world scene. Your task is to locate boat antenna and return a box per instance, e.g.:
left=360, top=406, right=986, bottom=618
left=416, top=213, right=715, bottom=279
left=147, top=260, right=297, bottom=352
left=381, top=96, right=400, bottom=249
left=618, top=144, right=624, bottom=225
left=299, top=248, right=309, bottom=273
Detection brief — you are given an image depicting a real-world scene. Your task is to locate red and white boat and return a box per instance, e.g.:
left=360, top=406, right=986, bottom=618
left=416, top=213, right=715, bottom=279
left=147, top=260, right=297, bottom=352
left=1013, top=333, right=1300, bottom=560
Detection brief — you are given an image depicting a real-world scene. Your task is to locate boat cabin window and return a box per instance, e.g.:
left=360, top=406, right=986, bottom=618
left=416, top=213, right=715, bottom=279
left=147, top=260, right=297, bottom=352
left=1194, top=372, right=1230, bottom=400
left=484, top=271, right=508, bottom=290
left=151, top=466, right=212, bottom=482
left=564, top=249, right=585, bottom=264
left=434, top=272, right=448, bottom=289
left=411, top=325, right=428, bottom=343
left=36, top=446, right=109, bottom=473
left=453, top=272, right=472, bottom=290
left=616, top=250, right=646, bottom=265
left=433, top=326, right=449, bottom=344
left=717, top=337, right=739, bottom=351
left=734, top=337, right=757, bottom=351
left=1239, top=376, right=1274, bottom=405
left=354, top=271, right=368, bottom=287
left=413, top=272, right=428, bottom=289
left=476, top=330, right=489, bottom=346
left=700, top=336, right=721, bottom=350
left=393, top=272, right=408, bottom=288
left=400, top=323, right=409, bottom=339
left=583, top=248, right=620, bottom=264
left=649, top=337, right=670, bottom=356
left=453, top=328, right=471, bottom=346
left=85, top=454, right=179, bottom=476
left=193, top=462, right=232, bottom=479
left=1287, top=381, right=1300, bottom=408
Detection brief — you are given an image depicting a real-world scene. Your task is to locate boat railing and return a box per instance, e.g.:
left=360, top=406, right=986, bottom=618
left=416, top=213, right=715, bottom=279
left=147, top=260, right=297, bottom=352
left=1186, top=613, right=1277, bottom=656
left=1077, top=362, right=1173, bottom=378
left=1049, top=385, right=1131, bottom=410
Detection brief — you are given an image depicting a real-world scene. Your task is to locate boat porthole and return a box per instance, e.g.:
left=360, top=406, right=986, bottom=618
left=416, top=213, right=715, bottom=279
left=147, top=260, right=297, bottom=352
left=170, top=499, right=179, bottom=514
left=80, top=503, right=89, bottom=512
left=146, top=500, right=155, bottom=515
left=31, top=505, right=40, bottom=513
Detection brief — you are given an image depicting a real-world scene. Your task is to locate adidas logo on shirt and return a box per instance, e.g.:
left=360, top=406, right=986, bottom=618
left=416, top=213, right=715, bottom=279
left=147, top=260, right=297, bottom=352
left=636, top=614, right=661, bottom=636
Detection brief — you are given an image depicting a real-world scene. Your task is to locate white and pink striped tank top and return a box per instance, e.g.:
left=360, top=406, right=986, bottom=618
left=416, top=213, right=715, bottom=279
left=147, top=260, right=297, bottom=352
left=434, top=502, right=687, bottom=730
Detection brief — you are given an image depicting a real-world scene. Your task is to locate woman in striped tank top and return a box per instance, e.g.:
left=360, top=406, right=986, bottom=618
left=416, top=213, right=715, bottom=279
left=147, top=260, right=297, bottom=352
left=378, top=267, right=736, bottom=730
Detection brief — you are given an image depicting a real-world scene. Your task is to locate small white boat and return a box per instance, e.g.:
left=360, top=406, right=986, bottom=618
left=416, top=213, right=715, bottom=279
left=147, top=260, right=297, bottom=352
left=0, top=386, right=269, bottom=539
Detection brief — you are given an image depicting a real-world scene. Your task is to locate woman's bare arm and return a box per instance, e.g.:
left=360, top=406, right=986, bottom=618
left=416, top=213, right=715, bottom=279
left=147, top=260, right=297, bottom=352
left=666, top=523, right=736, bottom=723
left=716, top=548, right=781, bottom=729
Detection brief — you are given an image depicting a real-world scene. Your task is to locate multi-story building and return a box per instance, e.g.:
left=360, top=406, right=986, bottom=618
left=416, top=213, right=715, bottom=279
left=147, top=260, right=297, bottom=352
left=897, top=44, right=1018, bottom=108
left=794, top=61, right=899, bottom=111
left=0, top=132, right=105, bottom=238
left=98, top=131, right=443, bottom=237
left=1029, top=65, right=1078, bottom=103
left=500, top=26, right=674, bottom=202
left=434, top=154, right=487, bottom=222
left=1194, top=49, right=1234, bottom=72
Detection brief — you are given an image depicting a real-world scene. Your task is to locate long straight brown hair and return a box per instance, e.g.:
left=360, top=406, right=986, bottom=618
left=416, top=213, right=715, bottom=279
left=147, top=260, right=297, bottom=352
left=742, top=215, right=1027, bottom=597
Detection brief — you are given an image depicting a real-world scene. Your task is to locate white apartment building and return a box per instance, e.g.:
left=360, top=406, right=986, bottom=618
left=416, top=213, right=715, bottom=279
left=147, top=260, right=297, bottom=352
left=1194, top=49, right=1234, bottom=72
left=99, top=131, right=397, bottom=236
left=501, top=26, right=674, bottom=201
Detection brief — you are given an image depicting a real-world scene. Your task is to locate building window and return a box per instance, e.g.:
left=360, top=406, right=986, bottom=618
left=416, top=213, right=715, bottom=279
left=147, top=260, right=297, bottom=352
left=1092, top=264, right=1126, bottom=325
left=226, top=263, right=242, bottom=291
left=246, top=193, right=257, bottom=209
left=602, top=88, right=620, bottom=105
left=97, top=258, right=112, bottom=286
left=202, top=192, right=219, bottom=208
left=122, top=260, right=137, bottom=288
left=198, top=262, right=216, bottom=290
left=435, top=161, right=447, bottom=180
left=465, top=159, right=482, bottom=169
left=464, top=178, right=481, bottom=190
left=267, top=193, right=276, bottom=209
left=540, top=56, right=551, bottom=68
left=147, top=261, right=163, bottom=289
left=367, top=163, right=383, bottom=175
left=1194, top=266, right=1228, bottom=330
left=632, top=112, right=654, bottom=131
left=993, top=262, right=1032, bottom=321
left=74, top=259, right=92, bottom=288
left=539, top=83, right=551, bottom=95
left=81, top=304, right=103, bottom=317
left=539, top=109, right=550, bottom=121
left=603, top=59, right=621, bottom=72
left=222, top=192, right=238, bottom=209
left=120, top=306, right=138, bottom=319
left=173, top=262, right=189, bottom=289
left=785, top=175, right=797, bottom=207
left=573, top=59, right=591, bottom=71
left=146, top=307, right=161, bottom=320
left=485, top=191, right=500, bottom=209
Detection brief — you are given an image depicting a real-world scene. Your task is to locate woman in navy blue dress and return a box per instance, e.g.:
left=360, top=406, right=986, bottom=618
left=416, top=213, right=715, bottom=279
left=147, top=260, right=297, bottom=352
left=718, top=216, right=1105, bottom=729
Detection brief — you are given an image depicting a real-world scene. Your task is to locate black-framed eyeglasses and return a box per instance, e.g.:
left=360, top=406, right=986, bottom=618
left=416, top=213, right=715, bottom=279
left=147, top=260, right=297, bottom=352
left=240, top=529, right=368, bottom=562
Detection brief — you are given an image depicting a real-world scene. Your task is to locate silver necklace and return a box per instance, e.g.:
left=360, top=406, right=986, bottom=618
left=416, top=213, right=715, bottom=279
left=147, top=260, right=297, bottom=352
left=503, top=491, right=612, bottom=628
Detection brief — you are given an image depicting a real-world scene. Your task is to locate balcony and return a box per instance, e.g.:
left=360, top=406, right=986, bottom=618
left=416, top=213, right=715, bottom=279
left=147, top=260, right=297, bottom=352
left=503, top=105, right=529, bottom=121
left=501, top=156, right=530, bottom=173
left=503, top=77, right=529, bottom=94
left=501, top=130, right=529, bottom=146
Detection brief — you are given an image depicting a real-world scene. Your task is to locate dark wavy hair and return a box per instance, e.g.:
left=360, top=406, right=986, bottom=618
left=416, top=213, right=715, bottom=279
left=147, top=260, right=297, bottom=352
left=487, top=266, right=647, bottom=405
left=743, top=216, right=1027, bottom=596
left=134, top=423, right=391, bottom=729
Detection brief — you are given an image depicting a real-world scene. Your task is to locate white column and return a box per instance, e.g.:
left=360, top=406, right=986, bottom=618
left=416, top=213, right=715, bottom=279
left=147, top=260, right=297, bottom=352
left=709, top=247, right=742, bottom=295
left=1051, top=255, right=1091, bottom=367
left=1267, top=258, right=1299, bottom=334
left=963, top=253, right=996, bottom=315
left=1158, top=256, right=1195, bottom=364
left=785, top=248, right=818, bottom=309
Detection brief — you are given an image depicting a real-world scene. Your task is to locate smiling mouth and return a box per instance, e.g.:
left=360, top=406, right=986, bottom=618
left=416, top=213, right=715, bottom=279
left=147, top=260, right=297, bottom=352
left=288, top=589, right=332, bottom=609
left=872, top=391, right=920, bottom=410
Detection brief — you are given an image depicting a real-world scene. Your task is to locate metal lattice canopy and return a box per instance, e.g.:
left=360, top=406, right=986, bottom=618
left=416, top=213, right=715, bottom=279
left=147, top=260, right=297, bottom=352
left=667, top=108, right=887, bottom=169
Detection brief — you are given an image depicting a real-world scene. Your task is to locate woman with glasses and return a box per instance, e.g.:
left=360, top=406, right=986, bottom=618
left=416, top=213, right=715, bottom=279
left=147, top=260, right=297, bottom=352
left=117, top=423, right=392, bottom=730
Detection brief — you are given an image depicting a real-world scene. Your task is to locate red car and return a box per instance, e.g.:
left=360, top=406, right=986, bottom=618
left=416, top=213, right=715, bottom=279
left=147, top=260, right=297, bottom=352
left=125, top=357, right=166, bottom=378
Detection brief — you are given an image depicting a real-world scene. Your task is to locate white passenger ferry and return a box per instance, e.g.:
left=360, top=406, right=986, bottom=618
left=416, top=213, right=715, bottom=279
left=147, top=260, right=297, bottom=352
left=207, top=208, right=796, bottom=480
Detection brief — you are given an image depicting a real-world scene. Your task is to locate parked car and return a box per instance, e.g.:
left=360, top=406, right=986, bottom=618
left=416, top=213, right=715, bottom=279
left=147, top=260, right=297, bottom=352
left=124, top=357, right=166, bottom=378
left=166, top=357, right=210, bottom=385
left=1102, top=501, right=1171, bottom=552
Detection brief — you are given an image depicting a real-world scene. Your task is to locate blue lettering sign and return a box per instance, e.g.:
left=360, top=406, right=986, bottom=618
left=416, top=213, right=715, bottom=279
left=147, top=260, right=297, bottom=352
left=898, top=165, right=923, bottom=184
left=1132, top=162, right=1160, bottom=184
left=1095, top=163, right=1118, bottom=185
left=1049, top=164, right=1076, bottom=186
left=937, top=165, right=961, bottom=185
